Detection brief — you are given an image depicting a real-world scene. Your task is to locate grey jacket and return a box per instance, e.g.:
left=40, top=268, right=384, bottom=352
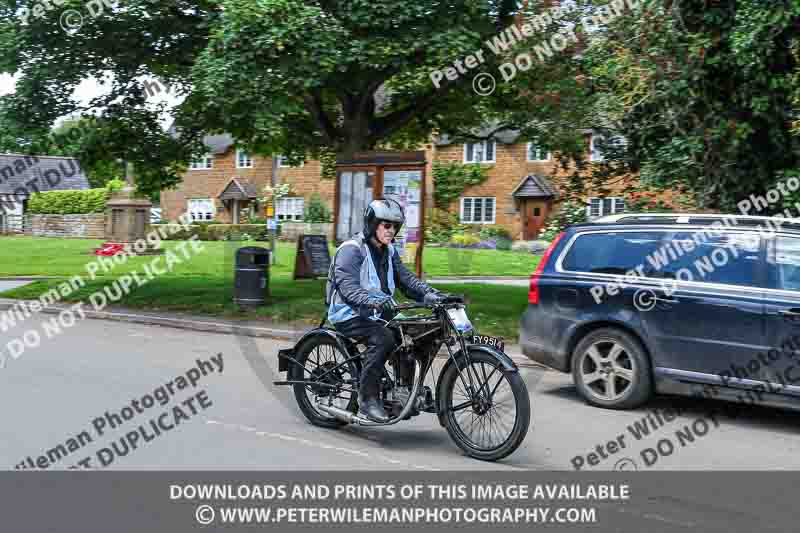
left=328, top=233, right=434, bottom=313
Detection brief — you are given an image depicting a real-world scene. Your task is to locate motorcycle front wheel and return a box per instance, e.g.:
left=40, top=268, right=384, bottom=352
left=440, top=351, right=530, bottom=461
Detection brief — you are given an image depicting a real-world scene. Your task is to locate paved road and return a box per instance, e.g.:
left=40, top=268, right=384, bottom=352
left=0, top=280, right=33, bottom=292
left=2, top=316, right=800, bottom=472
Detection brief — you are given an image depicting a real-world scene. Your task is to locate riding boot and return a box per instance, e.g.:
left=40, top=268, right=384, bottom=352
left=358, top=381, right=389, bottom=423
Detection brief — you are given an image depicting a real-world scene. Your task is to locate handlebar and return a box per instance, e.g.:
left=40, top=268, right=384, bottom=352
left=394, top=295, right=465, bottom=311
left=394, top=303, right=430, bottom=311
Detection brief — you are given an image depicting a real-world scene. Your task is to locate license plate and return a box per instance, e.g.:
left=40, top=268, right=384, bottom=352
left=472, top=335, right=505, bottom=352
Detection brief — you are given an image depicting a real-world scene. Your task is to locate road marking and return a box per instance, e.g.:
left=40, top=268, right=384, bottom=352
left=208, top=420, right=437, bottom=470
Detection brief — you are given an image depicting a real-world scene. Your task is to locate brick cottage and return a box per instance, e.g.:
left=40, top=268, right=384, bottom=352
left=161, top=131, right=679, bottom=241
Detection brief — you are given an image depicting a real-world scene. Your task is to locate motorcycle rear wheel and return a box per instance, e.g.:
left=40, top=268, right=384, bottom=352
left=292, top=336, right=358, bottom=428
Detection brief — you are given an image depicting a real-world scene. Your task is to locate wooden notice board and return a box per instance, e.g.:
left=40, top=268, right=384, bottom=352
left=293, top=234, right=332, bottom=279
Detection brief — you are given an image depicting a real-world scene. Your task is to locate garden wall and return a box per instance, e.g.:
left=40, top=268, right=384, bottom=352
left=24, top=214, right=106, bottom=239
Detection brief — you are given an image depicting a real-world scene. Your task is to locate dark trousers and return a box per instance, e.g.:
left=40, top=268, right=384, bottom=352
left=334, top=317, right=399, bottom=396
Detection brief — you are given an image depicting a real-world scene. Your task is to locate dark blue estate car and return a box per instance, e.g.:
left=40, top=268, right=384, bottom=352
left=520, top=213, right=800, bottom=411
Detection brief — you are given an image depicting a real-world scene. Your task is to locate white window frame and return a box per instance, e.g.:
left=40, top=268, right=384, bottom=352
left=590, top=134, right=627, bottom=162
left=526, top=142, right=551, bottom=162
left=187, top=198, right=215, bottom=221
left=460, top=197, right=496, bottom=224
left=276, top=197, right=305, bottom=221
left=587, top=197, right=625, bottom=219
left=276, top=155, right=305, bottom=168
left=189, top=153, right=213, bottom=170
left=236, top=149, right=253, bottom=168
left=463, top=141, right=496, bottom=164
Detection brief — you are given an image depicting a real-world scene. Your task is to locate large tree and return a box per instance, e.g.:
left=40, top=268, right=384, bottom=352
left=0, top=1, right=546, bottom=192
left=583, top=0, right=800, bottom=211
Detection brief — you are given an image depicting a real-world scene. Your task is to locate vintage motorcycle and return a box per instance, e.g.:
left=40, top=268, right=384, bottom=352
left=274, top=297, right=531, bottom=461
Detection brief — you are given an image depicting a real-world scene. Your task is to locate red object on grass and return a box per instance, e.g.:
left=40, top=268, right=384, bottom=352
left=94, top=243, right=126, bottom=256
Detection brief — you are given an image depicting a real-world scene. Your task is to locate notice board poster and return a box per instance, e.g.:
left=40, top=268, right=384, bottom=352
left=383, top=170, right=422, bottom=261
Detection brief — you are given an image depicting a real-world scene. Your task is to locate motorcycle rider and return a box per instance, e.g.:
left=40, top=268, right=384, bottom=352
left=326, top=198, right=445, bottom=422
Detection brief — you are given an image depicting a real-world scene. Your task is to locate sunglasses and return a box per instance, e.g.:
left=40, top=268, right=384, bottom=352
left=379, top=221, right=400, bottom=231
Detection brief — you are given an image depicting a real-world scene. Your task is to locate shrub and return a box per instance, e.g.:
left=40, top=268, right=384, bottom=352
left=28, top=188, right=110, bottom=214
left=425, top=209, right=470, bottom=243
left=27, top=178, right=152, bottom=215
left=158, top=224, right=269, bottom=241
left=540, top=201, right=588, bottom=241
left=449, top=234, right=481, bottom=247
left=304, top=193, right=333, bottom=223
left=495, top=237, right=512, bottom=251
left=479, top=225, right=512, bottom=241
left=105, top=178, right=125, bottom=194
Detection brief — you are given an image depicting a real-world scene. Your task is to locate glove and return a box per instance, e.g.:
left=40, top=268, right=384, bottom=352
left=424, top=291, right=445, bottom=305
left=372, top=296, right=395, bottom=315
left=380, top=297, right=395, bottom=315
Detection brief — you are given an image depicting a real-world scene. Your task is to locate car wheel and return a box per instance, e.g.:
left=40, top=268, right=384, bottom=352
left=571, top=328, right=652, bottom=409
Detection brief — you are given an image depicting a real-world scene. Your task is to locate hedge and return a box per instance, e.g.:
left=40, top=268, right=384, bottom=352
left=27, top=179, right=125, bottom=215
left=27, top=188, right=111, bottom=214
left=155, top=223, right=270, bottom=241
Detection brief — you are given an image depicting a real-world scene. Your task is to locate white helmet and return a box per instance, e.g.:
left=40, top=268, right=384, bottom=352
left=363, top=198, right=405, bottom=238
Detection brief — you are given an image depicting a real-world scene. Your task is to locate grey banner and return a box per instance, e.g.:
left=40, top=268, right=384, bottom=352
left=1, top=472, right=795, bottom=532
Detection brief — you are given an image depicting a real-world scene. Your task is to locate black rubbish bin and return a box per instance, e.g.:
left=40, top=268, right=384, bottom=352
left=234, top=246, right=270, bottom=308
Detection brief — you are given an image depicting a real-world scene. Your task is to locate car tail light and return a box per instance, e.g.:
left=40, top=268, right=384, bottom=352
left=529, top=232, right=565, bottom=304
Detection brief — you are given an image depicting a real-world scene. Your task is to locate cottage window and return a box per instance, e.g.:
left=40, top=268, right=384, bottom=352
left=588, top=197, right=625, bottom=219
left=526, top=142, right=551, bottom=162
left=277, top=197, right=305, bottom=221
left=187, top=199, right=215, bottom=221
left=189, top=154, right=213, bottom=170
left=463, top=141, right=495, bottom=163
left=460, top=197, right=495, bottom=224
left=590, top=134, right=627, bottom=162
left=276, top=155, right=305, bottom=168
left=236, top=150, right=253, bottom=168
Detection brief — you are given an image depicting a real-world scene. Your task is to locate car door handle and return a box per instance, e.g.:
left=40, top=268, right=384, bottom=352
left=779, top=308, right=800, bottom=319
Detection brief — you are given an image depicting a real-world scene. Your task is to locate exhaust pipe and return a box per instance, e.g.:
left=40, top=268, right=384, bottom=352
left=316, top=403, right=374, bottom=426
left=315, top=360, right=423, bottom=426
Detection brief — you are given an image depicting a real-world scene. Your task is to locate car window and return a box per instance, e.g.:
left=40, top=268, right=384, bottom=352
left=561, top=231, right=665, bottom=274
left=654, top=231, right=761, bottom=287
left=771, top=236, right=800, bottom=291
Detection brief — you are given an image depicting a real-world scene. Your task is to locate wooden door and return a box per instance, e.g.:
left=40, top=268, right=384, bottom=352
left=523, top=200, right=547, bottom=240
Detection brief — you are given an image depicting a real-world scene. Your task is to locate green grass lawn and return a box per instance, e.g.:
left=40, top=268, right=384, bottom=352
left=0, top=236, right=535, bottom=340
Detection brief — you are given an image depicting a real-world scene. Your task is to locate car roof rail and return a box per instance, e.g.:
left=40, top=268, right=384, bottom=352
left=588, top=212, right=800, bottom=230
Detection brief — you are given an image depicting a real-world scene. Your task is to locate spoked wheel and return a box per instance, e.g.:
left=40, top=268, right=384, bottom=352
left=292, top=336, right=358, bottom=428
left=440, top=351, right=530, bottom=461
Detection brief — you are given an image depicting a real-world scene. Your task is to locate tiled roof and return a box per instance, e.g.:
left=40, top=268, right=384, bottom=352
left=0, top=154, right=90, bottom=196
left=434, top=127, right=522, bottom=146
left=218, top=178, right=258, bottom=200
left=204, top=134, right=235, bottom=155
left=511, top=174, right=559, bottom=199
left=166, top=122, right=235, bottom=155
